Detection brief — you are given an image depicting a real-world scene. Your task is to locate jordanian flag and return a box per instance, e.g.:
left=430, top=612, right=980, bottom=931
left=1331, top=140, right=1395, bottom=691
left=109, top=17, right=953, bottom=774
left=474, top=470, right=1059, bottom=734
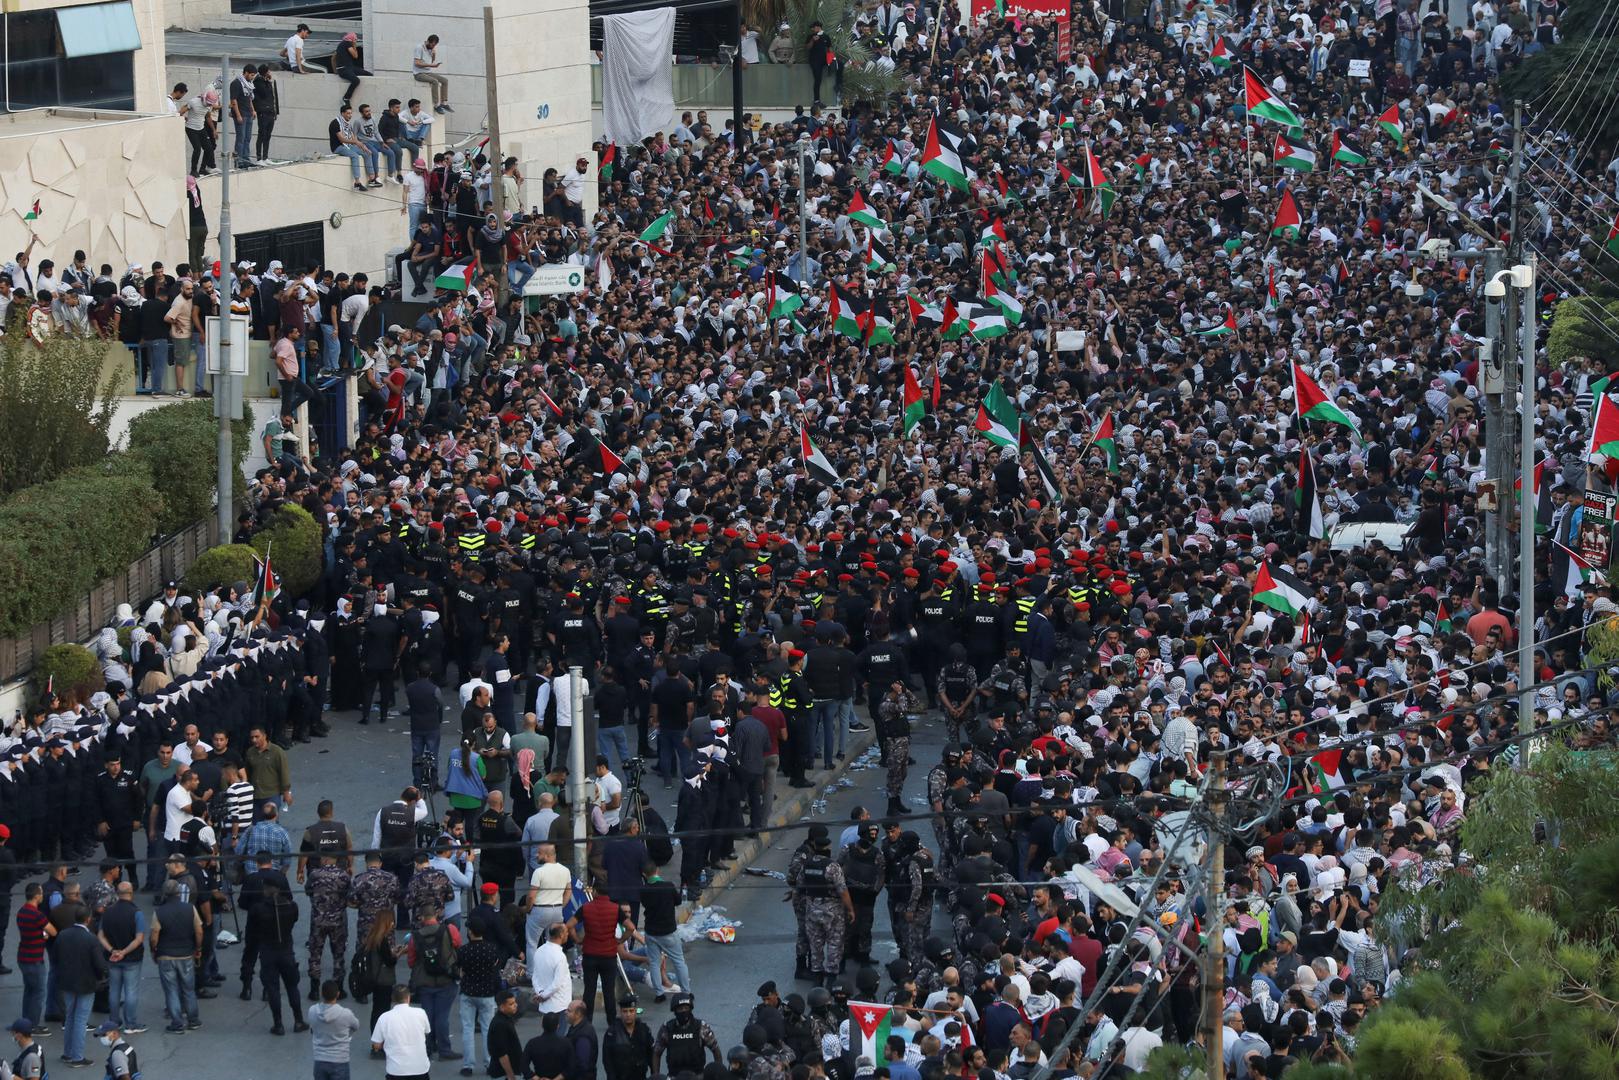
left=983, top=275, right=1023, bottom=325
left=921, top=114, right=973, bottom=190
left=1330, top=131, right=1367, bottom=167
left=639, top=210, right=675, bottom=244
left=1084, top=144, right=1115, bottom=218
left=434, top=259, right=475, bottom=291
left=1092, top=411, right=1119, bottom=474
left=1297, top=445, right=1326, bottom=540
left=766, top=272, right=804, bottom=319
left=1211, top=37, right=1232, bottom=70
left=800, top=424, right=841, bottom=486
left=1244, top=67, right=1306, bottom=129
left=1021, top=423, right=1062, bottom=501
left=1274, top=133, right=1316, bottom=172
left=1272, top=188, right=1303, bottom=240
left=848, top=191, right=886, bottom=231
left=1196, top=308, right=1238, bottom=336
left=851, top=1002, right=894, bottom=1064
left=1293, top=361, right=1363, bottom=441
left=976, top=381, right=1021, bottom=447
left=1308, top=748, right=1345, bottom=792
left=830, top=284, right=866, bottom=340
left=903, top=364, right=926, bottom=436
left=1378, top=104, right=1405, bottom=147
left=599, top=143, right=617, bottom=181
left=1589, top=391, right=1619, bottom=461
left=1255, top=560, right=1310, bottom=616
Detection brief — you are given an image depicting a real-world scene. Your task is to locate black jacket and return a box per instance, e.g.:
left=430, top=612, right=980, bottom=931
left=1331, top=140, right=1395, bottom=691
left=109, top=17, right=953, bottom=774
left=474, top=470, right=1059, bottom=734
left=406, top=678, right=443, bottom=734
left=603, top=1018, right=654, bottom=1080
left=53, top=923, right=108, bottom=994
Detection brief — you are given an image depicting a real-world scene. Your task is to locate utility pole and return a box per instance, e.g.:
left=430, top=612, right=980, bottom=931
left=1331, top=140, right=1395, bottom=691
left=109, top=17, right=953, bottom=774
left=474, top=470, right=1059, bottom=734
left=732, top=1, right=746, bottom=153
left=1483, top=245, right=1507, bottom=585
left=216, top=54, right=237, bottom=543
left=569, top=664, right=589, bottom=878
left=798, top=140, right=812, bottom=288
left=1519, top=251, right=1538, bottom=741
left=1501, top=101, right=1527, bottom=601
left=483, top=6, right=508, bottom=304
left=1203, top=752, right=1228, bottom=1080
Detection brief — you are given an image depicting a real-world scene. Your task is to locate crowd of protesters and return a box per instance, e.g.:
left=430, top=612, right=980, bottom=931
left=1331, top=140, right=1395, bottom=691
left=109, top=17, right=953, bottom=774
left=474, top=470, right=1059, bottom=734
left=4, top=0, right=1619, bottom=1072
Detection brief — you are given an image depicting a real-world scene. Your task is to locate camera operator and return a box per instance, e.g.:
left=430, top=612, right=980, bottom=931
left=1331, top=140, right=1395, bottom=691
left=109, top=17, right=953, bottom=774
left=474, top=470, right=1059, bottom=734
left=405, top=663, right=443, bottom=790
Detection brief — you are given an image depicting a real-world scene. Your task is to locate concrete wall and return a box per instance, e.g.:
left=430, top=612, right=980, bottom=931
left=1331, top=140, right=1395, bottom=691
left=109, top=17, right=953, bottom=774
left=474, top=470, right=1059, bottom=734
left=0, top=111, right=190, bottom=275
left=588, top=62, right=817, bottom=111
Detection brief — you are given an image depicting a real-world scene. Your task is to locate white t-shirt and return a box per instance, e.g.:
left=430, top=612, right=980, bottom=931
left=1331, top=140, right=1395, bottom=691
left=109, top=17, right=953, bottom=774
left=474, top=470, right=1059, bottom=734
left=552, top=675, right=590, bottom=728
left=402, top=171, right=427, bottom=207
left=164, top=783, right=194, bottom=840
left=739, top=29, right=761, bottom=63
left=412, top=43, right=438, bottom=73
left=284, top=33, right=306, bottom=68
left=595, top=772, right=623, bottom=828
left=371, top=1004, right=432, bottom=1074
left=340, top=292, right=369, bottom=335
left=528, top=861, right=572, bottom=906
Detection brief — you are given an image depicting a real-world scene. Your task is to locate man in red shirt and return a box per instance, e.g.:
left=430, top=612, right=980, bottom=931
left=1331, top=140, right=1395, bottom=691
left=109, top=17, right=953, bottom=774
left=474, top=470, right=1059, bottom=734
left=569, top=890, right=625, bottom=1023
left=746, top=684, right=787, bottom=796
left=15, top=883, right=54, bottom=1032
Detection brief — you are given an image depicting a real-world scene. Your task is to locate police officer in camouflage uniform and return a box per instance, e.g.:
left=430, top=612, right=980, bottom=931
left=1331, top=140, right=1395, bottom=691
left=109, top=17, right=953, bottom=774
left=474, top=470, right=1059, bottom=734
left=348, top=852, right=400, bottom=944
left=304, top=854, right=352, bottom=998
left=784, top=826, right=826, bottom=980
left=876, top=682, right=921, bottom=817
left=403, top=849, right=452, bottom=929
left=794, top=831, right=853, bottom=988
left=978, top=643, right=1029, bottom=716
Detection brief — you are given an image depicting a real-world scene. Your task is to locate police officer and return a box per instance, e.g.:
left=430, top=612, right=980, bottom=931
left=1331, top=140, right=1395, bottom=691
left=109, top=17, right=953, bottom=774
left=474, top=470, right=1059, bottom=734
left=358, top=601, right=402, bottom=725
left=912, top=577, right=956, bottom=707
left=838, top=822, right=884, bottom=965
left=373, top=789, right=420, bottom=916
left=304, top=855, right=352, bottom=999
left=298, top=800, right=352, bottom=879
left=936, top=645, right=979, bottom=747
left=784, top=825, right=825, bottom=980
left=348, top=851, right=401, bottom=945
left=652, top=993, right=721, bottom=1074
left=774, top=649, right=813, bottom=789
left=979, top=642, right=1029, bottom=716
left=794, top=830, right=853, bottom=988
left=551, top=592, right=602, bottom=672
left=248, top=880, right=308, bottom=1036
left=450, top=564, right=489, bottom=683
left=877, top=681, right=921, bottom=816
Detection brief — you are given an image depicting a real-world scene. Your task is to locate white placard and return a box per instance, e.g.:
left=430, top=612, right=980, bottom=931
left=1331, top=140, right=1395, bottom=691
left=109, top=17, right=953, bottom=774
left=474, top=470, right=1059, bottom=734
left=523, top=264, right=589, bottom=296
left=1347, top=58, right=1372, bottom=78
left=1055, top=329, right=1087, bottom=352
left=204, top=315, right=251, bottom=375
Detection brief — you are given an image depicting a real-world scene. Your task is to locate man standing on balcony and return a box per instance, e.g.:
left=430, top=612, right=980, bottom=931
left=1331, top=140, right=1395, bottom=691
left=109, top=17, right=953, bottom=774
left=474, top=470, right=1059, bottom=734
left=229, top=64, right=257, bottom=169
left=412, top=35, right=454, bottom=114
left=254, top=63, right=280, bottom=164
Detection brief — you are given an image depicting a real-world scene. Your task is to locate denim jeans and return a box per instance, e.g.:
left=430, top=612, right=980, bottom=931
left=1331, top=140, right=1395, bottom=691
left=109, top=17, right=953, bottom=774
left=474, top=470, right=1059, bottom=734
left=109, top=960, right=141, bottom=1028
left=407, top=202, right=426, bottom=238
left=157, top=955, right=199, bottom=1027
left=319, top=324, right=340, bottom=372
left=507, top=259, right=536, bottom=290
left=19, top=961, right=44, bottom=1025
left=417, top=983, right=457, bottom=1054
left=836, top=698, right=857, bottom=754
left=63, top=990, right=93, bottom=1060
left=192, top=331, right=209, bottom=393
left=597, top=726, right=630, bottom=774
left=364, top=138, right=400, bottom=176
left=655, top=730, right=690, bottom=780
left=400, top=133, right=425, bottom=164
left=810, top=700, right=839, bottom=769
left=234, top=114, right=254, bottom=163
left=333, top=143, right=366, bottom=180
left=142, top=340, right=170, bottom=394
left=644, top=932, right=691, bottom=994
left=459, top=992, right=496, bottom=1069
left=313, top=1062, right=350, bottom=1080
left=411, top=731, right=441, bottom=788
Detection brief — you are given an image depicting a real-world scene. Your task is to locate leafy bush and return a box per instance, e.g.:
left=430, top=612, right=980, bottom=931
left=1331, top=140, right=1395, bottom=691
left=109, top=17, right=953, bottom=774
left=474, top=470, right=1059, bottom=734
left=32, top=643, right=103, bottom=705
left=251, top=504, right=324, bottom=599
left=126, top=400, right=252, bottom=535
left=0, top=334, right=120, bottom=497
left=0, top=458, right=161, bottom=637
left=185, top=544, right=262, bottom=593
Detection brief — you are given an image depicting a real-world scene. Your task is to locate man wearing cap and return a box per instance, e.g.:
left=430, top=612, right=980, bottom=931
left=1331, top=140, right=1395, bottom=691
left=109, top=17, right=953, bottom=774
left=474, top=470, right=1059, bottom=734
left=792, top=828, right=853, bottom=988
left=772, top=649, right=814, bottom=789
left=6, top=1018, right=44, bottom=1079
left=602, top=993, right=654, bottom=1080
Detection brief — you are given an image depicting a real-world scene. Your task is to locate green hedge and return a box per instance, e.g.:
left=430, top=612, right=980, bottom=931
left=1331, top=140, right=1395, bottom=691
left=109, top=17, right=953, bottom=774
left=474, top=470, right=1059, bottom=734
left=33, top=643, right=102, bottom=704
left=252, top=504, right=323, bottom=599
left=0, top=457, right=162, bottom=637
left=185, top=544, right=262, bottom=593
left=126, top=400, right=251, bottom=535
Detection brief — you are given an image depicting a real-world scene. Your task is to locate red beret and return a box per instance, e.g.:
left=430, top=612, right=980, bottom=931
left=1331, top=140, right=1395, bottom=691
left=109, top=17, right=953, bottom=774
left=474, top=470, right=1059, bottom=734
left=986, top=892, right=1005, bottom=907
left=722, top=527, right=740, bottom=539
left=877, top=571, right=890, bottom=582
left=903, top=567, right=920, bottom=578
left=802, top=619, right=817, bottom=628
left=693, top=522, right=709, bottom=535
left=933, top=550, right=951, bottom=561
left=837, top=573, right=854, bottom=582
left=980, top=573, right=996, bottom=585
left=1035, top=548, right=1051, bottom=556
left=806, top=543, right=821, bottom=553
left=1035, top=557, right=1052, bottom=570
left=1111, top=580, right=1131, bottom=595
left=514, top=513, right=529, bottom=524
left=755, top=565, right=772, bottom=576
left=566, top=591, right=581, bottom=600
left=480, top=882, right=500, bottom=895
left=1105, top=520, right=1120, bottom=532
left=461, top=511, right=478, bottom=522
left=653, top=520, right=672, bottom=533
left=1097, top=568, right=1114, bottom=580
left=615, top=596, right=632, bottom=605
left=574, top=515, right=589, bottom=525
left=933, top=578, right=950, bottom=588
left=1074, top=601, right=1091, bottom=611
left=788, top=648, right=806, bottom=659
left=485, top=519, right=501, bottom=534
left=866, top=537, right=878, bottom=546
left=827, top=532, right=844, bottom=542
left=860, top=560, right=877, bottom=570
left=611, top=512, right=628, bottom=523
left=897, top=535, right=913, bottom=548
left=1027, top=499, right=1041, bottom=510
left=940, top=562, right=958, bottom=573
left=428, top=522, right=445, bottom=533
left=744, top=541, right=761, bottom=550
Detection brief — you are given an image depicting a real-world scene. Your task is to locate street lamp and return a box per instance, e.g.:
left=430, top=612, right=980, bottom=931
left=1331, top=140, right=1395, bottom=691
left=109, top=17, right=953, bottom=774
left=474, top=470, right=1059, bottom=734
left=1488, top=262, right=1539, bottom=748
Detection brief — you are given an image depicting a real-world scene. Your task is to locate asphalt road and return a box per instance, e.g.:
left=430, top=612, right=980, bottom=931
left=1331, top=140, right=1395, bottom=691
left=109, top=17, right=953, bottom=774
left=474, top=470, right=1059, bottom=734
left=0, top=696, right=947, bottom=1076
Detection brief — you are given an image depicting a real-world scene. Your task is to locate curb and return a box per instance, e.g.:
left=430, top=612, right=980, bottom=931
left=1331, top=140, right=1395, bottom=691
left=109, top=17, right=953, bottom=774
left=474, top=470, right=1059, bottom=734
left=678, top=727, right=879, bottom=922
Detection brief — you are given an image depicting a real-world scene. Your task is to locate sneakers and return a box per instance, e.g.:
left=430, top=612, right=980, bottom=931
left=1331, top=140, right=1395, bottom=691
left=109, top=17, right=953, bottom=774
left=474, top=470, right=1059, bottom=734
left=367, top=178, right=383, bottom=188
left=441, top=103, right=455, bottom=113
left=124, top=1026, right=148, bottom=1035
left=61, top=1057, right=92, bottom=1068
left=164, top=1024, right=185, bottom=1035
left=848, top=721, right=870, bottom=732
left=293, top=1020, right=310, bottom=1033
left=353, top=182, right=366, bottom=192
left=186, top=1019, right=201, bottom=1030
left=31, top=1027, right=53, bottom=1038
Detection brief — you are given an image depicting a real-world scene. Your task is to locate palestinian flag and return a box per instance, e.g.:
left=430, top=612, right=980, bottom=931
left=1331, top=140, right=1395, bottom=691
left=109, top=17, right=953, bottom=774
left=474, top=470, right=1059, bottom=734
left=1058, top=113, right=1077, bottom=131
left=728, top=246, right=753, bottom=269
left=1091, top=411, right=1119, bottom=474
left=1132, top=152, right=1152, bottom=181
left=1056, top=163, right=1083, bottom=188
left=1292, top=361, right=1363, bottom=440
left=981, top=218, right=1007, bottom=248
left=940, top=297, right=970, bottom=340
left=1021, top=424, right=1062, bottom=501
left=1330, top=131, right=1367, bottom=167
left=1296, top=445, right=1326, bottom=540
left=907, top=293, right=944, bottom=328
left=857, top=294, right=896, bottom=346
left=866, top=234, right=897, bottom=273
left=1588, top=391, right=1619, bottom=461
left=1195, top=308, right=1238, bottom=336
left=599, top=143, right=617, bottom=181
left=434, top=259, right=475, bottom=291
left=880, top=141, right=907, bottom=175
left=1272, top=188, right=1303, bottom=240
left=1211, top=37, right=1232, bottom=70
left=1555, top=540, right=1608, bottom=597
left=800, top=424, right=841, bottom=486
left=597, top=441, right=626, bottom=475
left=1308, top=748, right=1345, bottom=792
left=1377, top=104, right=1405, bottom=147
left=701, top=198, right=716, bottom=224
left=1244, top=67, right=1306, bottom=129
left=921, top=114, right=973, bottom=191
left=848, top=191, right=886, bottom=231
left=22, top=199, right=41, bottom=222
left=1265, top=265, right=1280, bottom=311
left=537, top=385, right=566, bottom=417
left=1436, top=599, right=1452, bottom=633
left=1513, top=458, right=1555, bottom=534
left=766, top=273, right=804, bottom=319
left=965, top=303, right=1009, bottom=340
left=251, top=543, right=275, bottom=609
left=983, top=275, right=1023, bottom=325
left=930, top=360, right=941, bottom=409
left=1274, top=133, right=1316, bottom=172
left=1255, top=560, right=1310, bottom=617
left=851, top=1003, right=895, bottom=1064
left=903, top=364, right=926, bottom=436
left=1606, top=211, right=1619, bottom=258
left=830, top=284, right=867, bottom=340
left=1084, top=144, right=1115, bottom=218
left=639, top=210, right=675, bottom=244
left=982, top=245, right=1016, bottom=289
left=976, top=382, right=1021, bottom=447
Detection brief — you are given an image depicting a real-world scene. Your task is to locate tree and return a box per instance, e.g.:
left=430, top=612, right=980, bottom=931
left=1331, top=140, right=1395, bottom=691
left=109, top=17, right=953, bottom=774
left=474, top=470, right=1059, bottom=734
left=783, top=0, right=905, bottom=105
left=0, top=333, right=119, bottom=497
left=1502, top=0, right=1619, bottom=171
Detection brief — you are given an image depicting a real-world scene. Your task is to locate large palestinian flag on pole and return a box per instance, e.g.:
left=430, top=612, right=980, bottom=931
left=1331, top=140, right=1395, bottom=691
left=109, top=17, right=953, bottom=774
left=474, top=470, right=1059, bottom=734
left=1292, top=361, right=1363, bottom=441
left=1255, top=560, right=1310, bottom=616
left=976, top=381, right=1021, bottom=448
left=921, top=114, right=973, bottom=190
left=800, top=424, right=841, bottom=486
left=1244, top=67, right=1306, bottom=129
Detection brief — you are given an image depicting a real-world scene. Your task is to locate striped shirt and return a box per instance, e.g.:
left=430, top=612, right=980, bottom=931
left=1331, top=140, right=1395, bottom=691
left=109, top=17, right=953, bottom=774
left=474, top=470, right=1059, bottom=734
left=15, top=902, right=48, bottom=965
left=223, top=781, right=255, bottom=833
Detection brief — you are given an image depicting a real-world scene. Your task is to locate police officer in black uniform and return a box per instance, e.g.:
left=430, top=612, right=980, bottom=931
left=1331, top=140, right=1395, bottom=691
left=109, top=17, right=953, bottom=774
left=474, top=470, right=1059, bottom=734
left=839, top=822, right=884, bottom=965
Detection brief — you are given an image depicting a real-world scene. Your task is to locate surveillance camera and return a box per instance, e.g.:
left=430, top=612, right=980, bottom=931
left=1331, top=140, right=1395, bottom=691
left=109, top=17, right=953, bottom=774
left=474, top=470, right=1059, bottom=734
left=1484, top=279, right=1507, bottom=299
left=1419, top=238, right=1451, bottom=258
left=1404, top=280, right=1424, bottom=299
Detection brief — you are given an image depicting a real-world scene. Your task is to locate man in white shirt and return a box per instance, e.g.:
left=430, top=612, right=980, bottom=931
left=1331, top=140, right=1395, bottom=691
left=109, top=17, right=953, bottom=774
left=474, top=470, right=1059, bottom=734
left=524, top=843, right=572, bottom=949
left=593, top=758, right=623, bottom=831
left=164, top=771, right=201, bottom=842
left=529, top=922, right=572, bottom=1014
left=551, top=671, right=590, bottom=770
left=411, top=34, right=453, bottom=113
left=371, top=986, right=433, bottom=1074
left=560, top=158, right=589, bottom=226
left=282, top=24, right=315, bottom=73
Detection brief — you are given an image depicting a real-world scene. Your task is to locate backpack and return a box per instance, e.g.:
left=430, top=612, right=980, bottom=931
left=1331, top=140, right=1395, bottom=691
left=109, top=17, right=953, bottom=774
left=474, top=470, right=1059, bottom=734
left=418, top=925, right=460, bottom=980
left=348, top=948, right=376, bottom=1003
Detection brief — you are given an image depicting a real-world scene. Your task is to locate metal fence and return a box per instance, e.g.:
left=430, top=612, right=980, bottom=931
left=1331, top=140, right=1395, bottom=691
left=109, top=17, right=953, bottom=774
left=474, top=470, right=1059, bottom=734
left=0, top=517, right=222, bottom=684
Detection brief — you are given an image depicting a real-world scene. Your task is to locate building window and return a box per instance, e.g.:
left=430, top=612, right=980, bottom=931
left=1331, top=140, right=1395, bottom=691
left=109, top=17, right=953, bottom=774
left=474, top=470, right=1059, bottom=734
left=3, top=6, right=138, bottom=111
left=233, top=221, right=326, bottom=280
